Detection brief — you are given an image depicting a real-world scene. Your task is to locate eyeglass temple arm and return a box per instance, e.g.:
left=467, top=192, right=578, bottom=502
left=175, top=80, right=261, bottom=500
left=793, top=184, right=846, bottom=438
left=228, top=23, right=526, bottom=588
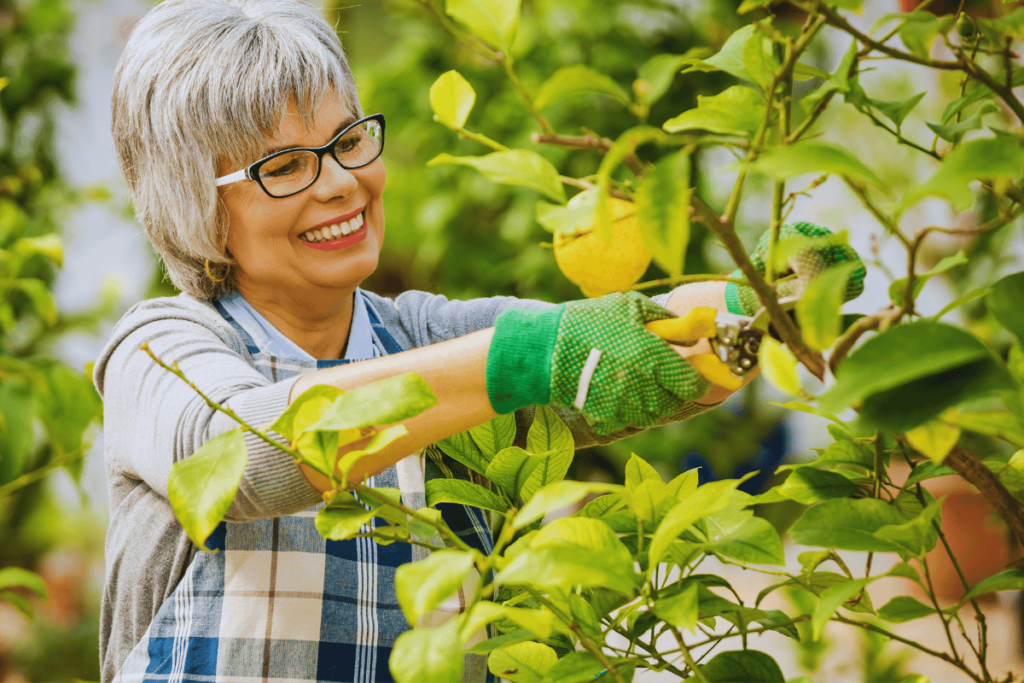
left=215, top=168, right=248, bottom=187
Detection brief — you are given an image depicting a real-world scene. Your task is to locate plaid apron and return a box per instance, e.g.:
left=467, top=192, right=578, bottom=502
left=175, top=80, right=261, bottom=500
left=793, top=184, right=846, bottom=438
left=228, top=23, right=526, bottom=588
left=113, top=300, right=495, bottom=682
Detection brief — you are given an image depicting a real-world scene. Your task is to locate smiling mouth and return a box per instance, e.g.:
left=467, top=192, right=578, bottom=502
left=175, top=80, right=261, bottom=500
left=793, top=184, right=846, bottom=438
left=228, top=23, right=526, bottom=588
left=298, top=210, right=365, bottom=243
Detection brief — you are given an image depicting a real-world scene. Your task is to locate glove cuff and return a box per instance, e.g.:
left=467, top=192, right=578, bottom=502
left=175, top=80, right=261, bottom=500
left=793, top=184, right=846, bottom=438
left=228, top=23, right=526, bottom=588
left=486, top=305, right=565, bottom=414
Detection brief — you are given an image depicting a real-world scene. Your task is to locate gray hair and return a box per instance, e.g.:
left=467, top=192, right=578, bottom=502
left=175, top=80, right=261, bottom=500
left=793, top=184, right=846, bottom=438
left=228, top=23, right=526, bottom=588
left=111, top=0, right=361, bottom=300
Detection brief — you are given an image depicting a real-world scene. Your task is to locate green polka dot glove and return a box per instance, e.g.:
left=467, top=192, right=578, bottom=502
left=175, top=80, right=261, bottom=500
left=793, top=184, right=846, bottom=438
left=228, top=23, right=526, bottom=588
left=724, top=221, right=866, bottom=316
left=486, top=292, right=711, bottom=435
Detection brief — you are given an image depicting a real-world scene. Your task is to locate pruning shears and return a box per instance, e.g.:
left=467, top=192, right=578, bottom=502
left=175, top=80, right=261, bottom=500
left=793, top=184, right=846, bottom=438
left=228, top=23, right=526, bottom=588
left=644, top=297, right=799, bottom=391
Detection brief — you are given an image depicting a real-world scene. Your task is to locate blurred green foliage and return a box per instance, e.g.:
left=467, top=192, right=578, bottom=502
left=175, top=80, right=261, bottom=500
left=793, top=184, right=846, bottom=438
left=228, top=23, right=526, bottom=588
left=0, top=0, right=104, bottom=679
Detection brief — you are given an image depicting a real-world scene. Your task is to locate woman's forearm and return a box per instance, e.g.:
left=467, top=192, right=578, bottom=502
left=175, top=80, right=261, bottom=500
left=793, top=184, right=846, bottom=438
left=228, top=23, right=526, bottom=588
left=290, top=328, right=498, bottom=489
left=291, top=281, right=752, bottom=492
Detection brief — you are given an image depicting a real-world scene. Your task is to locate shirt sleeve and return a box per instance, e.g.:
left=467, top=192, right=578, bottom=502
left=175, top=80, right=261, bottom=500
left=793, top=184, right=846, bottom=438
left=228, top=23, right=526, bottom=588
left=94, top=298, right=321, bottom=522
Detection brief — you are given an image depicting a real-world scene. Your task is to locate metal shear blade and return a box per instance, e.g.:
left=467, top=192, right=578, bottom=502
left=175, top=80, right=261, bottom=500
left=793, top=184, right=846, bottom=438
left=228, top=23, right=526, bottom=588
left=710, top=296, right=798, bottom=377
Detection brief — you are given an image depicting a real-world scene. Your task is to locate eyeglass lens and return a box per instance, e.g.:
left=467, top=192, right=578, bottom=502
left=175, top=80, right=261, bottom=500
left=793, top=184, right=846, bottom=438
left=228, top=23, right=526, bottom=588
left=258, top=119, right=383, bottom=197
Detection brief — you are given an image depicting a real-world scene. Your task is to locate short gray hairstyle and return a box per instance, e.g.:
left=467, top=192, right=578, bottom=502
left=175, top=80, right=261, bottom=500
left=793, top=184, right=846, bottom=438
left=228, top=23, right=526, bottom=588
left=111, top=0, right=361, bottom=300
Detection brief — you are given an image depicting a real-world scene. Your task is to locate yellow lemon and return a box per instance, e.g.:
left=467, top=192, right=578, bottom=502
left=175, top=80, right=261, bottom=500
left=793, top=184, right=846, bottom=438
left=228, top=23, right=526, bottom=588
left=553, top=195, right=653, bottom=298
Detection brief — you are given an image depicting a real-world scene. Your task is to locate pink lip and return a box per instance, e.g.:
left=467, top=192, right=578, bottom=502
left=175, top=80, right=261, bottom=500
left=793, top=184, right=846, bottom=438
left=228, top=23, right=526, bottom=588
left=301, top=223, right=368, bottom=251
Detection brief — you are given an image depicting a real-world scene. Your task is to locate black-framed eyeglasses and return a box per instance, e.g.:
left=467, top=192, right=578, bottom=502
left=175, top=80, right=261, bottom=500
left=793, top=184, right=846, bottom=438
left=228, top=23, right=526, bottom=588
left=215, top=113, right=385, bottom=198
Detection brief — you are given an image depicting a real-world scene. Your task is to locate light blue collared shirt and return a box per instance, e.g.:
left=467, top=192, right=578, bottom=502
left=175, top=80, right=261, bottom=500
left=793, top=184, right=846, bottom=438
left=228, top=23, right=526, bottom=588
left=216, top=288, right=381, bottom=361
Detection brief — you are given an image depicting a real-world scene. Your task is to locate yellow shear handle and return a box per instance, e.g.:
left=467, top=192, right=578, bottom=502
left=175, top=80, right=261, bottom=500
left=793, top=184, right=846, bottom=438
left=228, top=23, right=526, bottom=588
left=645, top=307, right=744, bottom=392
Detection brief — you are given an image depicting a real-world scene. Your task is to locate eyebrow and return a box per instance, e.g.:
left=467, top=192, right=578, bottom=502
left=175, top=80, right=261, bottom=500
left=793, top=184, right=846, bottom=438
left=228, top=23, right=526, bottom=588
left=262, top=115, right=359, bottom=157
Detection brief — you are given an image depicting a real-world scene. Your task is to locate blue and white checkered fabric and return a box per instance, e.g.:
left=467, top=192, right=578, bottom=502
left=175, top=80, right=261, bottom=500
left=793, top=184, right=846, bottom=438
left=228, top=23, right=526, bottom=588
left=113, top=297, right=495, bottom=682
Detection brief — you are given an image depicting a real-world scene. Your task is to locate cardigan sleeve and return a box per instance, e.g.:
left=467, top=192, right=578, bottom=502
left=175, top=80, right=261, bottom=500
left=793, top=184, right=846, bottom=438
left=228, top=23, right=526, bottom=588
left=94, top=297, right=321, bottom=522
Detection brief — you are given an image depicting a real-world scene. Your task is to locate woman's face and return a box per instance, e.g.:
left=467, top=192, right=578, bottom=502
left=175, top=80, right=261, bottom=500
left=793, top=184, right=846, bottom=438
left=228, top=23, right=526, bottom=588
left=219, top=93, right=385, bottom=304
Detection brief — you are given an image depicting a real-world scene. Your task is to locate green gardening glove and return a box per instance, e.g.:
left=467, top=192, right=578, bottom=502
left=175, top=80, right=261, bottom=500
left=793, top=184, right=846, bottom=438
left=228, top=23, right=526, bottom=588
left=486, top=291, right=711, bottom=435
left=724, top=221, right=866, bottom=316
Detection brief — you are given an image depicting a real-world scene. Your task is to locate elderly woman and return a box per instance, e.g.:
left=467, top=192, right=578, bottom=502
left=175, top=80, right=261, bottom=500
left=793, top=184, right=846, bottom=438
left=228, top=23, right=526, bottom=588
left=95, top=1, right=862, bottom=681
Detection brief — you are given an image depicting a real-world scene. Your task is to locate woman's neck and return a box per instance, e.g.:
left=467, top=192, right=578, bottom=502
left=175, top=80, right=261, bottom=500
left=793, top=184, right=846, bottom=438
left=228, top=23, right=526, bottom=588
left=233, top=282, right=356, bottom=360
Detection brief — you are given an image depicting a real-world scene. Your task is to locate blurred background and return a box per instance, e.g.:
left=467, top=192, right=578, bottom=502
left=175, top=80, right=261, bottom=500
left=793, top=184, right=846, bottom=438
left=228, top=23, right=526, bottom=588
left=1, top=0, right=1023, bottom=680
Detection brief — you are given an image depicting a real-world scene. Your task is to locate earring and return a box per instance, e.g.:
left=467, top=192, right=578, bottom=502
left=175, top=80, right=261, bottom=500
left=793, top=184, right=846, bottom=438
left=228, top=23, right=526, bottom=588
left=204, top=259, right=231, bottom=283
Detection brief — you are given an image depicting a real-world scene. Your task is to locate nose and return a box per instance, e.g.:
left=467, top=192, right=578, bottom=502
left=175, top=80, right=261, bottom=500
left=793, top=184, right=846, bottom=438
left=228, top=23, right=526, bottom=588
left=312, top=153, right=359, bottom=200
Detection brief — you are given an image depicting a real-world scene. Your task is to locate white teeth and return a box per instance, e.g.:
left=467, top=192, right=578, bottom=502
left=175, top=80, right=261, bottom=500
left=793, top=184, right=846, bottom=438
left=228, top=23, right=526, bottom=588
left=300, top=211, right=364, bottom=243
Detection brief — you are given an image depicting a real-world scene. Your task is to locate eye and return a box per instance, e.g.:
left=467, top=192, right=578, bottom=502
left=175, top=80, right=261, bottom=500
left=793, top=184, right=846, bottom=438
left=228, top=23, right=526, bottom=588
left=335, top=134, right=363, bottom=155
left=261, top=153, right=309, bottom=178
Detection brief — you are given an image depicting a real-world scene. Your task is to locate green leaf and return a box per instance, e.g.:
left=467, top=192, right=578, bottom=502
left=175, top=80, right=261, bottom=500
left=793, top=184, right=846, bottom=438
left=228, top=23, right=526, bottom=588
left=429, top=70, right=476, bottom=129
left=445, top=0, right=520, bottom=53
left=535, top=188, right=598, bottom=235
left=513, top=480, right=620, bottom=528
left=961, top=568, right=1024, bottom=603
left=428, top=150, right=566, bottom=203
left=533, top=64, right=630, bottom=110
left=899, top=137, right=1024, bottom=213
left=663, top=86, right=765, bottom=138
left=540, top=652, right=606, bottom=683
left=653, top=582, right=698, bottom=632
left=741, top=24, right=779, bottom=91
left=773, top=467, right=861, bottom=505
left=567, top=594, right=601, bottom=638
left=425, top=478, right=509, bottom=513
left=629, top=477, right=668, bottom=524
left=625, top=452, right=662, bottom=490
left=648, top=477, right=749, bottom=566
left=520, top=406, right=574, bottom=500
left=681, top=25, right=762, bottom=86
left=293, top=429, right=342, bottom=477
left=496, top=544, right=636, bottom=594
left=167, top=428, right=248, bottom=552
left=485, top=446, right=545, bottom=500
left=487, top=642, right=557, bottom=683
left=820, top=322, right=1010, bottom=426
left=16, top=278, right=56, bottom=325
left=798, top=262, right=861, bottom=351
left=461, top=602, right=553, bottom=640
left=269, top=384, right=346, bottom=441
left=315, top=492, right=376, bottom=541
left=928, top=287, right=989, bottom=321
left=395, top=549, right=476, bottom=625
left=469, top=413, right=517, bottom=455
left=990, top=271, right=1024, bottom=344
left=594, top=126, right=663, bottom=241
left=996, top=450, right=1024, bottom=493
left=436, top=430, right=491, bottom=476
left=747, top=140, right=883, bottom=187
left=905, top=420, right=960, bottom=464
left=817, top=439, right=873, bottom=469
left=905, top=461, right=955, bottom=487
left=390, top=620, right=463, bottom=683
left=12, top=234, right=63, bottom=266
left=635, top=51, right=706, bottom=109
left=499, top=518, right=636, bottom=594
left=802, top=42, right=857, bottom=113
left=466, top=629, right=535, bottom=654
left=927, top=102, right=999, bottom=143
left=702, top=501, right=785, bottom=565
left=307, top=373, right=438, bottom=432
left=873, top=498, right=942, bottom=558
left=759, top=337, right=801, bottom=396
left=667, top=469, right=700, bottom=498
left=811, top=576, right=877, bottom=640
left=773, top=400, right=844, bottom=424
left=0, top=568, right=46, bottom=599
left=898, top=12, right=955, bottom=60
left=699, top=650, right=785, bottom=682
left=877, top=596, right=936, bottom=623
left=635, top=151, right=691, bottom=277
left=790, top=498, right=908, bottom=553
left=872, top=92, right=927, bottom=132
left=408, top=507, right=445, bottom=541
